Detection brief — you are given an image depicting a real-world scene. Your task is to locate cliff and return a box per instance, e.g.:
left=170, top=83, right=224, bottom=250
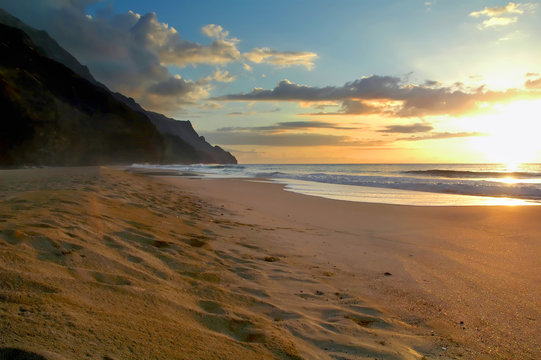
left=0, top=23, right=164, bottom=166
left=0, top=9, right=237, bottom=166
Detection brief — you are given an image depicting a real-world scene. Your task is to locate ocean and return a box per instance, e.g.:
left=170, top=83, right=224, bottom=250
left=132, top=163, right=541, bottom=206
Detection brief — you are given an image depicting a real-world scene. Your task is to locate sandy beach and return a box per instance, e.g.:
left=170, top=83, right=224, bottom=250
left=0, top=167, right=539, bottom=359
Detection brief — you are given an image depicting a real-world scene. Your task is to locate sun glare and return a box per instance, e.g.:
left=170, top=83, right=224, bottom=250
left=469, top=100, right=541, bottom=167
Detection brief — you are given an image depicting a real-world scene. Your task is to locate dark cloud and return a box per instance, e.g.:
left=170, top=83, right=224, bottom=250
left=219, top=79, right=339, bottom=101
left=147, top=76, right=203, bottom=97
left=201, top=131, right=384, bottom=147
left=204, top=119, right=377, bottom=147
left=336, top=99, right=381, bottom=115
left=423, top=80, right=441, bottom=87
left=396, top=86, right=480, bottom=117
left=217, top=121, right=361, bottom=132
left=302, top=100, right=380, bottom=116
left=213, top=76, right=400, bottom=101
left=0, top=0, right=317, bottom=114
left=0, top=1, right=212, bottom=112
left=400, top=132, right=485, bottom=141
left=217, top=76, right=404, bottom=102
left=216, top=75, right=536, bottom=117
left=226, top=107, right=280, bottom=116
left=378, top=123, right=434, bottom=133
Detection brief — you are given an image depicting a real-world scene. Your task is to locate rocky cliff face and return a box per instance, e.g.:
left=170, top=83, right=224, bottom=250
left=0, top=23, right=165, bottom=166
left=0, top=9, right=237, bottom=166
left=115, top=95, right=237, bottom=164
left=0, top=8, right=96, bottom=85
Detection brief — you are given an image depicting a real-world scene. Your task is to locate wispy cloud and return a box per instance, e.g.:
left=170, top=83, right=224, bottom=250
left=469, top=2, right=537, bottom=29
left=217, top=121, right=362, bottom=132
left=226, top=107, right=280, bottom=116
left=210, top=69, right=236, bottom=83
left=399, top=132, right=485, bottom=141
left=244, top=48, right=317, bottom=70
left=378, top=123, right=434, bottom=133
left=201, top=132, right=381, bottom=147
left=202, top=120, right=377, bottom=147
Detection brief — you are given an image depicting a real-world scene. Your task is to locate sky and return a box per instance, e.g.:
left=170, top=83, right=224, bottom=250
left=2, top=0, right=541, bottom=164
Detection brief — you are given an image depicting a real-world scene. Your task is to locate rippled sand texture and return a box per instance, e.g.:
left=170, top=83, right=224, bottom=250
left=0, top=167, right=538, bottom=359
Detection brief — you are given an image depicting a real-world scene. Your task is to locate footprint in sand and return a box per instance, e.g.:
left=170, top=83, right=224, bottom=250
left=113, top=228, right=156, bottom=248
left=0, top=229, right=25, bottom=245
left=197, top=313, right=266, bottom=343
left=321, top=307, right=391, bottom=330
left=198, top=300, right=226, bottom=315
left=91, top=271, right=132, bottom=286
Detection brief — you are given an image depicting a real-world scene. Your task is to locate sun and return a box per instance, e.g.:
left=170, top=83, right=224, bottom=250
left=469, top=99, right=541, bottom=167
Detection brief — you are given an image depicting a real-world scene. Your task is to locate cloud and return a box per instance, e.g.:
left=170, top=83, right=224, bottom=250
left=204, top=120, right=374, bottom=147
left=469, top=2, right=537, bottom=29
left=525, top=77, right=541, bottom=89
left=399, top=132, right=485, bottom=141
left=141, top=76, right=212, bottom=112
left=146, top=75, right=209, bottom=98
left=211, top=69, right=236, bottom=83
left=0, top=0, right=317, bottom=114
left=378, top=123, right=434, bottom=133
left=310, top=99, right=387, bottom=115
left=216, top=76, right=416, bottom=102
left=215, top=75, right=533, bottom=117
left=470, top=2, right=525, bottom=17
left=244, top=47, right=318, bottom=70
left=226, top=107, right=280, bottom=116
left=199, top=101, right=223, bottom=110
left=131, top=14, right=241, bottom=68
left=217, top=121, right=361, bottom=132
left=201, top=131, right=384, bottom=147
left=479, top=16, right=518, bottom=29
left=201, top=24, right=231, bottom=40
left=204, top=119, right=481, bottom=148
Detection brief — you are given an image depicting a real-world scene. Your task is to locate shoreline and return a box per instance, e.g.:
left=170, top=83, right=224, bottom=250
left=127, top=165, right=541, bottom=207
left=0, top=166, right=538, bottom=359
left=154, top=174, right=541, bottom=359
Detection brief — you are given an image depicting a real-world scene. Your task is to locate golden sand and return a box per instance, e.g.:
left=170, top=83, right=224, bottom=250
left=0, top=167, right=538, bottom=359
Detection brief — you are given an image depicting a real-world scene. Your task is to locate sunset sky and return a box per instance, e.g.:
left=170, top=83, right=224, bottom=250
left=3, top=0, right=541, bottom=163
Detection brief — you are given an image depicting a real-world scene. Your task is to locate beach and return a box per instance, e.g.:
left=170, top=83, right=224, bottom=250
left=0, top=167, right=539, bottom=359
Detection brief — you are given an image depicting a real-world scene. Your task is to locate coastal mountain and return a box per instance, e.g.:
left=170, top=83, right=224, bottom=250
left=0, top=9, right=236, bottom=166
left=0, top=8, right=96, bottom=85
left=115, top=94, right=237, bottom=164
left=0, top=23, right=165, bottom=165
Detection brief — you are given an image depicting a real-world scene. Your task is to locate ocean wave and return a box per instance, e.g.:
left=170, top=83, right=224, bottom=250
left=255, top=171, right=287, bottom=177
left=131, top=164, right=541, bottom=200
left=403, top=169, right=541, bottom=179
left=262, top=172, right=541, bottom=200
left=206, top=164, right=246, bottom=169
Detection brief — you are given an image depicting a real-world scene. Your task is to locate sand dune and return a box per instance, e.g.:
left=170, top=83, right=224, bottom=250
left=0, top=167, right=538, bottom=359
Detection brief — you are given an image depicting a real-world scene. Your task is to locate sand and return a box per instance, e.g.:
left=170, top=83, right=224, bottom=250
left=0, top=167, right=539, bottom=359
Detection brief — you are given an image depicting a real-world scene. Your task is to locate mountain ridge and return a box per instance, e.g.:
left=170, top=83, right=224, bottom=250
left=0, top=8, right=236, bottom=166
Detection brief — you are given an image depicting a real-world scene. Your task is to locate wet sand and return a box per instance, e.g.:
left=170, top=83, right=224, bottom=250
left=0, top=167, right=539, bottom=359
